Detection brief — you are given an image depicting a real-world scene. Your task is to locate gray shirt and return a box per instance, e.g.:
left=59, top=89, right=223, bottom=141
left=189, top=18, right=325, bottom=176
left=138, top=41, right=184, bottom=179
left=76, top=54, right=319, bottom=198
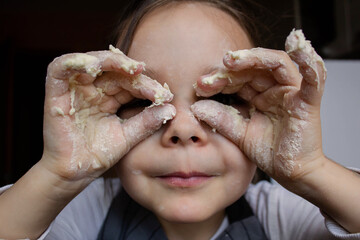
left=1, top=178, right=359, bottom=240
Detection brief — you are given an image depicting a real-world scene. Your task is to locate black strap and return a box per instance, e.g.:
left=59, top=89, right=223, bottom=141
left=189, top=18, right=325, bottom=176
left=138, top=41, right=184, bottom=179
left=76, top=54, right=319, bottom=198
left=97, top=189, right=167, bottom=240
left=97, top=189, right=267, bottom=240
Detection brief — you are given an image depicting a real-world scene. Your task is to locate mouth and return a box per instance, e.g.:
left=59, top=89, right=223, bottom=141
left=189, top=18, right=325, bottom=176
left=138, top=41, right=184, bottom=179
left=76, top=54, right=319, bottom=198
left=156, top=171, right=215, bottom=188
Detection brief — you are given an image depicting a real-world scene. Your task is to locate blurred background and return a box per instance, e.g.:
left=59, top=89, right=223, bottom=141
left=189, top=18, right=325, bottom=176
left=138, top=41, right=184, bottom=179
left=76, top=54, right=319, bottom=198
left=1, top=0, right=360, bottom=186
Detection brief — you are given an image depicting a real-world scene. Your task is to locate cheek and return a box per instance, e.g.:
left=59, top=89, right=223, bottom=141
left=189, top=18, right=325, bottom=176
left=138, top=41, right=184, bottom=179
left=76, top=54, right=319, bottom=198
left=115, top=136, right=159, bottom=203
left=116, top=132, right=162, bottom=176
left=215, top=135, right=257, bottom=193
left=117, top=143, right=149, bottom=176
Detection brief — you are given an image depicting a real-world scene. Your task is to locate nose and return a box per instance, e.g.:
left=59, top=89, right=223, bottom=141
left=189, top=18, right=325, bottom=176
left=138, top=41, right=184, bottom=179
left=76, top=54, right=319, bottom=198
left=161, top=105, right=208, bottom=147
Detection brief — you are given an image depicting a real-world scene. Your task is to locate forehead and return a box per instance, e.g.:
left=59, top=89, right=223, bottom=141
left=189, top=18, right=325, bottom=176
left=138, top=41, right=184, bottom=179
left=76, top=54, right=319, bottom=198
left=127, top=2, right=252, bottom=78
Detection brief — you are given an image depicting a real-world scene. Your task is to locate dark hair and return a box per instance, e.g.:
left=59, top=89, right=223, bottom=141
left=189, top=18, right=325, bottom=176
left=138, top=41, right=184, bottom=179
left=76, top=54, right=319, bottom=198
left=110, top=0, right=272, bottom=54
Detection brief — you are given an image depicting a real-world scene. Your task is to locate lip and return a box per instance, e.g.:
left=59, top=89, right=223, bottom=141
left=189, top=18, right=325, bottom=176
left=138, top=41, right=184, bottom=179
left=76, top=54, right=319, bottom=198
left=156, top=171, right=214, bottom=188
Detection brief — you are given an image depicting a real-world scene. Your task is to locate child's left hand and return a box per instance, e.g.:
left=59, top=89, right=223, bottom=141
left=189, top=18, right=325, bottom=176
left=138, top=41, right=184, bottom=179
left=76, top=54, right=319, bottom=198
left=192, top=29, right=327, bottom=183
left=191, top=33, right=360, bottom=234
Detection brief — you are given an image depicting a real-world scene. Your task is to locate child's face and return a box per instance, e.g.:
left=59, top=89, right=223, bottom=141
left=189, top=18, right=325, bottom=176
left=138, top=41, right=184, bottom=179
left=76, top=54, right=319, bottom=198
left=117, top=2, right=256, bottom=226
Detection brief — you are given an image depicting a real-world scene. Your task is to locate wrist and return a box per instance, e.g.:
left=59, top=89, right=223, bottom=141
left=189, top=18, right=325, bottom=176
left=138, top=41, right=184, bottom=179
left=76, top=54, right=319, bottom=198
left=280, top=157, right=360, bottom=233
left=278, top=155, right=330, bottom=196
left=0, top=158, right=94, bottom=239
left=37, top=156, right=94, bottom=202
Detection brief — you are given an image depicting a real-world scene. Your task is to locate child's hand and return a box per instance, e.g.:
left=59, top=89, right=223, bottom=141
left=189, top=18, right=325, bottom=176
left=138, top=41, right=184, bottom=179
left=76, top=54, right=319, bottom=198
left=192, top=30, right=326, bottom=182
left=43, top=47, right=175, bottom=181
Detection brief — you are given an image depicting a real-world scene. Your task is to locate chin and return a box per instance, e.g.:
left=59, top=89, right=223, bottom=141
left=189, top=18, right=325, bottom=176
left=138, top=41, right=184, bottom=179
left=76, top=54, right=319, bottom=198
left=157, top=208, right=215, bottom=224
left=151, top=195, right=225, bottom=224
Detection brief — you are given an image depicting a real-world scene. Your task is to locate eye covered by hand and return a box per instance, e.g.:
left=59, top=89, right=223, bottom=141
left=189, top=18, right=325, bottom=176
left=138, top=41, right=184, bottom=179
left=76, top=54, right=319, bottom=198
left=43, top=46, right=176, bottom=180
left=191, top=29, right=327, bottom=181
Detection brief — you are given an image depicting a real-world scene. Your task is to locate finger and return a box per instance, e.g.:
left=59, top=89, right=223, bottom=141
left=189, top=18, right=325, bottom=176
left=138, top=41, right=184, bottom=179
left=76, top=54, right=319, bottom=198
left=194, top=68, right=274, bottom=98
left=46, top=53, right=101, bottom=98
left=285, top=29, right=326, bottom=105
left=122, top=104, right=176, bottom=149
left=114, top=90, right=134, bottom=105
left=46, top=48, right=145, bottom=95
left=248, top=71, right=275, bottom=92
left=44, top=53, right=105, bottom=99
left=48, top=53, right=102, bottom=80
left=251, top=85, right=298, bottom=114
left=223, top=48, right=302, bottom=87
left=191, top=100, right=248, bottom=147
left=237, top=84, right=258, bottom=101
left=236, top=72, right=276, bottom=100
left=95, top=72, right=173, bottom=105
left=93, top=72, right=123, bottom=96
left=242, top=111, right=274, bottom=173
left=87, top=45, right=145, bottom=76
left=49, top=85, right=120, bottom=117
left=194, top=70, right=233, bottom=97
left=123, top=74, right=174, bottom=105
left=70, top=71, right=173, bottom=116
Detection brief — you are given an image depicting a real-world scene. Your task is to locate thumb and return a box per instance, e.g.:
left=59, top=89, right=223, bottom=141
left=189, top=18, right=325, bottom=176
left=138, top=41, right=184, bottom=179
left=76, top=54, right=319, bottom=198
left=191, top=100, right=248, bottom=148
left=122, top=104, right=176, bottom=150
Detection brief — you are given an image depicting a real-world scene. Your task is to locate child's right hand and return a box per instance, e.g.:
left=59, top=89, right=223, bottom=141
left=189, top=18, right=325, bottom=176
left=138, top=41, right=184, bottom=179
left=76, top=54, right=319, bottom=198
left=42, top=48, right=175, bottom=182
left=0, top=47, right=176, bottom=239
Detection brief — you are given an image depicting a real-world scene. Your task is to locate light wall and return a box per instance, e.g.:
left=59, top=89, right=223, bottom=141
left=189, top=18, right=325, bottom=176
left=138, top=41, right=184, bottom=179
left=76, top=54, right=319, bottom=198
left=321, top=60, right=360, bottom=168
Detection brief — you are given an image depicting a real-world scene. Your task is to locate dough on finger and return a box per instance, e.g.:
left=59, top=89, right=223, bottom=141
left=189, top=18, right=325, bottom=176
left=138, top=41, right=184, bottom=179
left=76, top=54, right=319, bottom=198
left=63, top=53, right=102, bottom=77
left=224, top=48, right=301, bottom=87
left=285, top=29, right=326, bottom=105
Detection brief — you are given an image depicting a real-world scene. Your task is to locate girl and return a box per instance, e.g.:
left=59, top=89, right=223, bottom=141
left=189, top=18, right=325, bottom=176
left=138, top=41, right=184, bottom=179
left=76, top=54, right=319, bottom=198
left=1, top=0, right=360, bottom=239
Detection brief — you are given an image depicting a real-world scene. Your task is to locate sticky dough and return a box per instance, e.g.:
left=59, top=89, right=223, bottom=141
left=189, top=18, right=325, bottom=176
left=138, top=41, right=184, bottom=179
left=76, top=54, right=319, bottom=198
left=63, top=54, right=101, bottom=77
left=201, top=72, right=232, bottom=85
left=109, top=45, right=145, bottom=75
left=154, top=84, right=170, bottom=105
left=227, top=49, right=252, bottom=60
left=285, top=29, right=326, bottom=90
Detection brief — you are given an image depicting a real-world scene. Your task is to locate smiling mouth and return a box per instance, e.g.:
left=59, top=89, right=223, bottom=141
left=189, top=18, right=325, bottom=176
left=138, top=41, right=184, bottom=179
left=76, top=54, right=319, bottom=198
left=156, top=172, right=214, bottom=188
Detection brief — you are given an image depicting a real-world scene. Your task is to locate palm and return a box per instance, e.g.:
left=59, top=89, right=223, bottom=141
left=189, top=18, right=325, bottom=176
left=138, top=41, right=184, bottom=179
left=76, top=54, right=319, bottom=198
left=245, top=93, right=321, bottom=178
left=44, top=103, right=126, bottom=179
